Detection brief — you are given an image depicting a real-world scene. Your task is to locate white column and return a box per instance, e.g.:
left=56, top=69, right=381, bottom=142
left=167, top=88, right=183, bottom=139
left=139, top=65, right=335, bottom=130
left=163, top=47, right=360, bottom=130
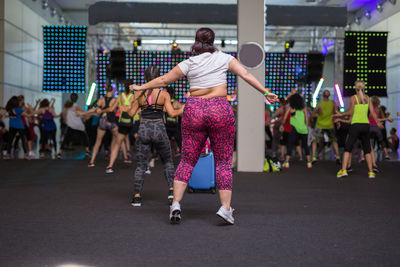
left=0, top=0, right=4, bottom=105
left=237, top=0, right=265, bottom=172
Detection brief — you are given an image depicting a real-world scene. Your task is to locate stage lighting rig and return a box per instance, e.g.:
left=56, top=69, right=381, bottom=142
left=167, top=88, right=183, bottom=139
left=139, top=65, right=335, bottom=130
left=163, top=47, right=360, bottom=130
left=285, top=40, right=295, bottom=53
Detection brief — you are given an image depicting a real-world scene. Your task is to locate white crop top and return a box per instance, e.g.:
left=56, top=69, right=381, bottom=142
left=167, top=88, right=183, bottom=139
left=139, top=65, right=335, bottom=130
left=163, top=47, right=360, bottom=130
left=178, top=50, right=234, bottom=89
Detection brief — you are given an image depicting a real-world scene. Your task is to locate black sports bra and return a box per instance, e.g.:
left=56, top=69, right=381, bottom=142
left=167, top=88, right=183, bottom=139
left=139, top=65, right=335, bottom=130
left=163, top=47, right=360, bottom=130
left=140, top=90, right=164, bottom=120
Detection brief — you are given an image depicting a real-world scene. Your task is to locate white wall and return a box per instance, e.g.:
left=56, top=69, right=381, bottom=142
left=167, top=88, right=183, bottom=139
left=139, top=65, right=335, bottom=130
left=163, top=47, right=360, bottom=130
left=0, top=0, right=63, bottom=120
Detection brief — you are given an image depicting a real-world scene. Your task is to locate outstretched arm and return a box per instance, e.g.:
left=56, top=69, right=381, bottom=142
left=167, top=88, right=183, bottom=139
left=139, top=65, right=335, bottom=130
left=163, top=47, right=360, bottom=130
left=163, top=92, right=183, bottom=117
left=125, top=101, right=140, bottom=118
left=130, top=66, right=185, bottom=91
left=228, top=58, right=277, bottom=103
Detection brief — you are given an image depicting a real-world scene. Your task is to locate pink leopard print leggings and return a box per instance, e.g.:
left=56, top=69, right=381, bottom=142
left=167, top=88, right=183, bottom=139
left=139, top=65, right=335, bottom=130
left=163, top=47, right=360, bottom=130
left=174, top=96, right=235, bottom=190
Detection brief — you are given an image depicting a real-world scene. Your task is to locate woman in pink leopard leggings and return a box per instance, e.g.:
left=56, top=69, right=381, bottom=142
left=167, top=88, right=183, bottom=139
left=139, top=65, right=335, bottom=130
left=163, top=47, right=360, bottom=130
left=130, top=28, right=277, bottom=225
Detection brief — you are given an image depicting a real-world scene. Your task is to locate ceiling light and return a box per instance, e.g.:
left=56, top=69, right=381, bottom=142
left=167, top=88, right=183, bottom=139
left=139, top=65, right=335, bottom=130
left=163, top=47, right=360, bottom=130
left=376, top=3, right=383, bottom=12
left=50, top=8, right=57, bottom=17
left=42, top=0, right=48, bottom=9
left=364, top=10, right=371, bottom=19
left=355, top=17, right=361, bottom=25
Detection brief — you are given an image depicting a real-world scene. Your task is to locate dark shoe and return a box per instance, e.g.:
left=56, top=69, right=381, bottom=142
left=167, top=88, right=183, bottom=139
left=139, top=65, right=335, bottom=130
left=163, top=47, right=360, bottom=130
left=131, top=196, right=142, bottom=207
left=347, top=166, right=353, bottom=173
left=373, top=165, right=380, bottom=173
left=168, top=189, right=174, bottom=204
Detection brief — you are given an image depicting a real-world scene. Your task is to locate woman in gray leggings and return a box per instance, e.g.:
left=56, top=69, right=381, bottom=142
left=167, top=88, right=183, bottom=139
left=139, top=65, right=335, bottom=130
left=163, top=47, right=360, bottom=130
left=122, top=66, right=182, bottom=207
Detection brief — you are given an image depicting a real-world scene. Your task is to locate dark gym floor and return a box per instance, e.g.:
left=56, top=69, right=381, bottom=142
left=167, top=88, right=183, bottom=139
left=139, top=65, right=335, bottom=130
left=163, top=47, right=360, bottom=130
left=1, top=158, right=400, bottom=267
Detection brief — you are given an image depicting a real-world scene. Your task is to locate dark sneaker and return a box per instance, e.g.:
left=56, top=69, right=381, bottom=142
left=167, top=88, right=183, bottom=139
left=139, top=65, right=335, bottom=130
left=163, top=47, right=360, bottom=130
left=347, top=166, right=353, bottom=173
left=131, top=196, right=142, bottom=207
left=88, top=162, right=95, bottom=167
left=56, top=153, right=62, bottom=159
left=123, top=158, right=132, bottom=164
left=105, top=167, right=114, bottom=174
left=373, top=165, right=380, bottom=173
left=169, top=202, right=181, bottom=224
left=168, top=189, right=174, bottom=204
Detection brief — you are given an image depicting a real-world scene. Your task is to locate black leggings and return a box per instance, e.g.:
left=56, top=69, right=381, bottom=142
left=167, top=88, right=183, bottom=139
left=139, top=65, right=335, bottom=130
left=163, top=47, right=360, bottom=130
left=61, top=127, right=89, bottom=149
left=8, top=127, right=27, bottom=154
left=41, top=130, right=57, bottom=152
left=344, top=123, right=371, bottom=154
left=134, top=120, right=174, bottom=195
left=286, top=128, right=310, bottom=156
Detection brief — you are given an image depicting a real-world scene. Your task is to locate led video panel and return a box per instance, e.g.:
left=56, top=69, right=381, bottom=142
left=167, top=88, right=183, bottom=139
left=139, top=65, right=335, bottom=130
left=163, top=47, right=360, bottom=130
left=265, top=53, right=312, bottom=108
left=43, top=25, right=87, bottom=93
left=96, top=51, right=311, bottom=106
left=343, top=31, right=387, bottom=96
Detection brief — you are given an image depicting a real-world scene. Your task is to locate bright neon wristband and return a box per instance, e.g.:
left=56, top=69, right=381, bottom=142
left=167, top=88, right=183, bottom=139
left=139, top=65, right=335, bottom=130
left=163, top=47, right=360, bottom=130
left=264, top=91, right=270, bottom=97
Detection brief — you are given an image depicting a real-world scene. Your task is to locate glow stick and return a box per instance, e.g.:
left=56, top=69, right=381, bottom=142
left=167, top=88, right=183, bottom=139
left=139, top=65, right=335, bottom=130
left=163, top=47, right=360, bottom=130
left=334, top=83, right=344, bottom=108
left=86, top=82, right=96, bottom=106
left=312, top=78, right=325, bottom=108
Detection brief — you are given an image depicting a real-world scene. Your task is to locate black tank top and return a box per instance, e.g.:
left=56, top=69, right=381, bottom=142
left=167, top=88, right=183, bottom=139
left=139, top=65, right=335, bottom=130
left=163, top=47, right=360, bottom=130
left=103, top=96, right=116, bottom=122
left=140, top=90, right=164, bottom=120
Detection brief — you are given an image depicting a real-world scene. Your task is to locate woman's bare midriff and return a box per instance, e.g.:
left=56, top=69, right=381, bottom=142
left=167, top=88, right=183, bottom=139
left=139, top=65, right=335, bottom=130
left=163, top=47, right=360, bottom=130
left=189, top=84, right=227, bottom=98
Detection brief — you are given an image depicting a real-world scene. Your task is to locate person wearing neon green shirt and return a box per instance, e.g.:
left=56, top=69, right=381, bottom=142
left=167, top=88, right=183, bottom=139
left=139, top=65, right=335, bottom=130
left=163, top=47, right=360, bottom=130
left=334, top=80, right=383, bottom=179
left=280, top=93, right=312, bottom=169
left=106, top=80, right=136, bottom=174
left=312, top=90, right=340, bottom=164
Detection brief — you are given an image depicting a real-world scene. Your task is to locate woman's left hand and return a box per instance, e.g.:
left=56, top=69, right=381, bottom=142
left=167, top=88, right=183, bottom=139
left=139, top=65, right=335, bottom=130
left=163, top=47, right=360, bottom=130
left=266, top=93, right=278, bottom=104
left=129, top=84, right=144, bottom=91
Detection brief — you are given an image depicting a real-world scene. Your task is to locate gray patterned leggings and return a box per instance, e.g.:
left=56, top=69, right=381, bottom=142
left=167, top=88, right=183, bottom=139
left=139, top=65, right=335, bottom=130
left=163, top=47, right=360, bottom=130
left=134, top=120, right=174, bottom=195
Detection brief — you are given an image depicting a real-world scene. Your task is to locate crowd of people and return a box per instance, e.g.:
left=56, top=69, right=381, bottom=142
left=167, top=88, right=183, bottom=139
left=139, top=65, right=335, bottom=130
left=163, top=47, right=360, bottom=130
left=0, top=28, right=399, bottom=225
left=264, top=80, right=399, bottom=178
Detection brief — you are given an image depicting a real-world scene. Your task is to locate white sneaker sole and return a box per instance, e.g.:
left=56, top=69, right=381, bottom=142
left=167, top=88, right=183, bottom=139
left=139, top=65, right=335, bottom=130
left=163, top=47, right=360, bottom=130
left=131, top=203, right=141, bottom=207
left=216, top=210, right=234, bottom=225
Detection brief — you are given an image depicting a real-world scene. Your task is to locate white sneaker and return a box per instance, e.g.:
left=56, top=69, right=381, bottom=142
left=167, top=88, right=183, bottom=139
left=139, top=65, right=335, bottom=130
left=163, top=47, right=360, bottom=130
left=216, top=206, right=235, bottom=225
left=145, top=168, right=151, bottom=175
left=28, top=151, right=35, bottom=158
left=169, top=202, right=181, bottom=224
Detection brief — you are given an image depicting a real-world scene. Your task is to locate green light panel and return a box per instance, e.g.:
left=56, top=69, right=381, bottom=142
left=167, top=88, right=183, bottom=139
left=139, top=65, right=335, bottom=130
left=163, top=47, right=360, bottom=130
left=343, top=31, right=388, bottom=96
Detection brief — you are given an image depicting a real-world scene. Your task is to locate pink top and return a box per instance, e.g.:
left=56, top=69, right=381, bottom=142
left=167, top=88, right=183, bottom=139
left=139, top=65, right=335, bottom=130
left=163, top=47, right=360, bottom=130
left=368, top=107, right=379, bottom=126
